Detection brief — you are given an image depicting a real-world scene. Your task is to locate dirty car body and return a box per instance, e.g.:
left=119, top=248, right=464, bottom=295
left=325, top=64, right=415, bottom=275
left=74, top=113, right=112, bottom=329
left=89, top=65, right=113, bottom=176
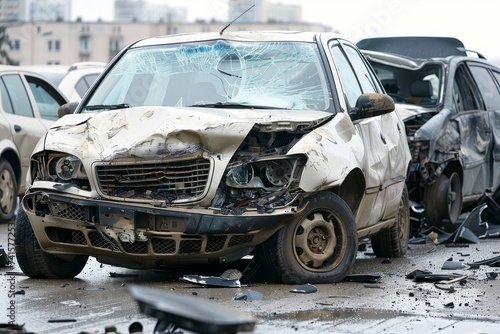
left=16, top=31, right=410, bottom=283
left=358, top=37, right=500, bottom=230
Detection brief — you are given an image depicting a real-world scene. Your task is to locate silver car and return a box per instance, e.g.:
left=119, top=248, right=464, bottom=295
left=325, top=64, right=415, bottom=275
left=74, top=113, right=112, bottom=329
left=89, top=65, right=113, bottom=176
left=15, top=31, right=411, bottom=283
left=0, top=66, right=68, bottom=223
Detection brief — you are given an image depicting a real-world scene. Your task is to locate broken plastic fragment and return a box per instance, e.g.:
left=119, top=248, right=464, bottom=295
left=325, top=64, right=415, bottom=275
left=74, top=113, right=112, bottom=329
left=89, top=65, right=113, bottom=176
left=0, top=246, right=8, bottom=266
left=180, top=270, right=242, bottom=288
left=234, top=290, right=263, bottom=301
left=443, top=302, right=455, bottom=308
left=405, top=268, right=432, bottom=279
left=290, top=283, right=318, bottom=294
left=109, top=272, right=139, bottom=278
left=441, top=259, right=468, bottom=270
left=343, top=273, right=382, bottom=283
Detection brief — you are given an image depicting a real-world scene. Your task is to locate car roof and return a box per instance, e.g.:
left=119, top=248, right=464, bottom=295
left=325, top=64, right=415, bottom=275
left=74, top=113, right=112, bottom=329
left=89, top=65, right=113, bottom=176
left=356, top=36, right=468, bottom=59
left=131, top=30, right=343, bottom=48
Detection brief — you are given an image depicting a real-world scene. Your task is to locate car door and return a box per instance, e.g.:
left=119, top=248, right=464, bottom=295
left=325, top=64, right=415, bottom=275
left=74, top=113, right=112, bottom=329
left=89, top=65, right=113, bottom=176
left=450, top=63, right=492, bottom=198
left=0, top=73, right=66, bottom=192
left=469, top=65, right=500, bottom=192
left=328, top=41, right=405, bottom=229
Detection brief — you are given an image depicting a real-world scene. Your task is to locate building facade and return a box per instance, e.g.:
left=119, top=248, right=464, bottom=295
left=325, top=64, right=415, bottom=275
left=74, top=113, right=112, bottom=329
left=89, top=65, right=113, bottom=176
left=6, top=20, right=331, bottom=66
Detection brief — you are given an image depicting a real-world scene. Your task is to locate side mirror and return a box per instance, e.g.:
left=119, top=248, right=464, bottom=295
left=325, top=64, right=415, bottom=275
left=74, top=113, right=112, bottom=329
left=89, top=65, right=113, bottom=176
left=57, top=101, right=79, bottom=118
left=349, top=93, right=395, bottom=121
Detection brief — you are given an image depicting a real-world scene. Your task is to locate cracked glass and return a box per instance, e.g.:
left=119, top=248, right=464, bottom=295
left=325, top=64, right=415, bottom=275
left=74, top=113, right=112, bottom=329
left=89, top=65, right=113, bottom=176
left=86, top=40, right=333, bottom=111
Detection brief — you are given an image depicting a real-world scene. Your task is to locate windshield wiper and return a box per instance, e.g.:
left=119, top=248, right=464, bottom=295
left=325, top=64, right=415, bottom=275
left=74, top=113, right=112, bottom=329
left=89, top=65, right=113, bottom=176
left=84, top=103, right=131, bottom=111
left=188, top=102, right=287, bottom=110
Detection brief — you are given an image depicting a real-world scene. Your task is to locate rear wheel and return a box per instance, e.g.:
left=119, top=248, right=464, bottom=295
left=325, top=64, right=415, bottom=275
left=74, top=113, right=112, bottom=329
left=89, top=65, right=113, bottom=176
left=371, top=185, right=410, bottom=258
left=424, top=172, right=462, bottom=228
left=0, top=158, right=17, bottom=223
left=15, top=206, right=88, bottom=278
left=258, top=191, right=357, bottom=284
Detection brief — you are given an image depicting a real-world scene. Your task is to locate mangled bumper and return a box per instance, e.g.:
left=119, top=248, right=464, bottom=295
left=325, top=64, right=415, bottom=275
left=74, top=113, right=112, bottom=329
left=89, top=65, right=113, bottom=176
left=22, top=191, right=297, bottom=269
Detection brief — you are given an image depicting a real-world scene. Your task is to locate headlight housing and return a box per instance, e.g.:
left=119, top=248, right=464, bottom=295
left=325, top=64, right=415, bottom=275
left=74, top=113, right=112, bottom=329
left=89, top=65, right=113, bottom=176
left=30, top=152, right=90, bottom=190
left=225, top=156, right=305, bottom=191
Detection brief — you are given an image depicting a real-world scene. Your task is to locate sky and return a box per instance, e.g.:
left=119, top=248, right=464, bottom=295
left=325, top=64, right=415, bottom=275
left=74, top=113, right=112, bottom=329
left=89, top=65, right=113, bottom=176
left=71, top=0, right=500, bottom=63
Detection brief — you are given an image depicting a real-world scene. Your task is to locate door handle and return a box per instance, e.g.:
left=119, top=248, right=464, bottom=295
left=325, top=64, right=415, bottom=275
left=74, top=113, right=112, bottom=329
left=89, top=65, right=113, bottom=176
left=14, top=124, right=22, bottom=132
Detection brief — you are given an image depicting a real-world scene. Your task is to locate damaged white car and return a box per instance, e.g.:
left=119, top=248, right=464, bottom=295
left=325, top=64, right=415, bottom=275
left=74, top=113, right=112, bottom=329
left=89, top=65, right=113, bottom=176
left=15, top=31, right=411, bottom=283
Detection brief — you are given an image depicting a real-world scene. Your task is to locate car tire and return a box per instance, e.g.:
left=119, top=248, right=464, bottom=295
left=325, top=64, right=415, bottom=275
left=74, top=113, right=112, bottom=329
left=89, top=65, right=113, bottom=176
left=370, top=185, right=410, bottom=258
left=424, top=172, right=462, bottom=228
left=258, top=191, right=357, bottom=284
left=15, top=206, right=88, bottom=278
left=0, top=158, right=18, bottom=223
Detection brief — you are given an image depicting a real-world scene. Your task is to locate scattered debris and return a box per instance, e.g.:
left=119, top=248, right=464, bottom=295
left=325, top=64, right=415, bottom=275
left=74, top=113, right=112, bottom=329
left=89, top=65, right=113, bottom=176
left=486, top=272, right=498, bottom=280
left=290, top=283, right=317, bottom=294
left=77, top=287, right=105, bottom=291
left=128, top=285, right=257, bottom=333
left=234, top=290, right=263, bottom=301
left=406, top=268, right=432, bottom=279
left=406, top=268, right=467, bottom=283
left=428, top=232, right=439, bottom=244
left=381, top=258, right=392, bottom=264
left=467, top=255, right=500, bottom=268
left=441, top=258, right=468, bottom=270
left=14, top=290, right=25, bottom=295
left=60, top=300, right=81, bottom=306
left=47, top=319, right=77, bottom=323
left=363, top=284, right=384, bottom=289
left=343, top=273, right=382, bottom=283
left=180, top=269, right=242, bottom=288
left=0, top=246, right=8, bottom=266
left=443, top=302, right=455, bottom=308
left=109, top=272, right=139, bottom=278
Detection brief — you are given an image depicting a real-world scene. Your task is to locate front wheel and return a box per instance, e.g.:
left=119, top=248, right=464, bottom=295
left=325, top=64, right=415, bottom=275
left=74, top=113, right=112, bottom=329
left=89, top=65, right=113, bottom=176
left=0, top=158, right=18, bottom=223
left=258, top=191, right=357, bottom=284
left=371, top=185, right=410, bottom=258
left=15, top=206, right=88, bottom=278
left=424, top=172, right=462, bottom=228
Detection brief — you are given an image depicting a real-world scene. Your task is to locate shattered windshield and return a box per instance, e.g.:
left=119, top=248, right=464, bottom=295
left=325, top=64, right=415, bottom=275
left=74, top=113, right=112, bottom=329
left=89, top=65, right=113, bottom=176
left=85, top=40, right=333, bottom=111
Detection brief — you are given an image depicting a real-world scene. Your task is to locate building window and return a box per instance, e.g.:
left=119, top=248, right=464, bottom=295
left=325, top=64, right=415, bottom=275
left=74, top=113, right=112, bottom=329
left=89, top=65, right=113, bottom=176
left=47, top=40, right=52, bottom=51
left=10, top=39, right=20, bottom=51
left=109, top=38, right=122, bottom=52
left=80, top=36, right=90, bottom=52
left=55, top=40, right=60, bottom=51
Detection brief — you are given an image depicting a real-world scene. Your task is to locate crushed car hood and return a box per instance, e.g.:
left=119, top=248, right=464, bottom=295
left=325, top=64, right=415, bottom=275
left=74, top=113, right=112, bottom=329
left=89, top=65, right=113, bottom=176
left=396, top=103, right=437, bottom=121
left=46, top=106, right=331, bottom=161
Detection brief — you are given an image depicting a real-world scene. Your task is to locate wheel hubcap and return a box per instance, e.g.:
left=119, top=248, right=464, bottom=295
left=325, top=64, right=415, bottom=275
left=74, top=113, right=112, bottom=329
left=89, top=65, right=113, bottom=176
left=294, top=212, right=338, bottom=270
left=0, top=168, right=14, bottom=214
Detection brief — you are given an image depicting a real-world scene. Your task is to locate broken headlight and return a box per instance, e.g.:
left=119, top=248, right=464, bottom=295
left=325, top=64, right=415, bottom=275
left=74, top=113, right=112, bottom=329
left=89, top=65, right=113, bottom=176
left=54, top=155, right=84, bottom=180
left=225, top=157, right=303, bottom=190
left=30, top=153, right=90, bottom=189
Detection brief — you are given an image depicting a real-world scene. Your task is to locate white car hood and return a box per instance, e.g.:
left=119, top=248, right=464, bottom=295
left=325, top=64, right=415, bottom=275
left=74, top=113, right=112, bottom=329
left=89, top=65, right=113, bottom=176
left=46, top=106, right=331, bottom=161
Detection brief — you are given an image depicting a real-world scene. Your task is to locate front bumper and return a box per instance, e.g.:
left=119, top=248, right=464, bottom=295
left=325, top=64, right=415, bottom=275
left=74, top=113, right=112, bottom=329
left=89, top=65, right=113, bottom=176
left=22, top=191, right=298, bottom=269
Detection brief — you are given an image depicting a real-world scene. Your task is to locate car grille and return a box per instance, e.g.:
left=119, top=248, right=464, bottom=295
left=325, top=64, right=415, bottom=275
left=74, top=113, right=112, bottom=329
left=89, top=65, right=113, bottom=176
left=44, top=227, right=253, bottom=255
left=95, top=159, right=210, bottom=201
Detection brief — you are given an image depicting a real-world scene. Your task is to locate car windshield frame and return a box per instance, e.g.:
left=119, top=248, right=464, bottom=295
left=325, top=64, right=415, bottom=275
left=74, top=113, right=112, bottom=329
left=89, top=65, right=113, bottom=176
left=83, top=39, right=334, bottom=112
left=369, top=58, right=444, bottom=108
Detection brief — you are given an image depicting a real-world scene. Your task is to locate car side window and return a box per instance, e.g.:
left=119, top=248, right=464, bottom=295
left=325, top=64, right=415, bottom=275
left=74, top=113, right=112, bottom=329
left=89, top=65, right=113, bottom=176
left=1, top=74, right=34, bottom=117
left=75, top=73, right=99, bottom=98
left=343, top=45, right=379, bottom=94
left=469, top=65, right=500, bottom=110
left=26, top=76, right=66, bottom=121
left=330, top=45, right=363, bottom=109
left=451, top=65, right=483, bottom=113
left=0, top=78, right=14, bottom=114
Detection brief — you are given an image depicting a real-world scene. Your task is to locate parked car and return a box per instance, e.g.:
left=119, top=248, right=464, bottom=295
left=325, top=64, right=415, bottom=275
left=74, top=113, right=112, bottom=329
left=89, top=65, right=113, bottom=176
left=21, top=62, right=106, bottom=101
left=0, top=65, right=69, bottom=223
left=357, top=36, right=500, bottom=230
left=15, top=31, right=411, bottom=283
